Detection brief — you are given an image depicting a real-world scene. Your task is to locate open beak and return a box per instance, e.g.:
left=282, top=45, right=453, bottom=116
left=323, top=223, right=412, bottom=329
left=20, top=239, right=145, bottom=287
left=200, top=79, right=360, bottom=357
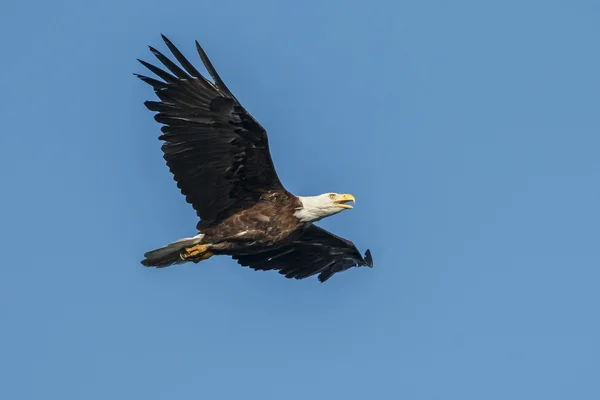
left=335, top=194, right=356, bottom=209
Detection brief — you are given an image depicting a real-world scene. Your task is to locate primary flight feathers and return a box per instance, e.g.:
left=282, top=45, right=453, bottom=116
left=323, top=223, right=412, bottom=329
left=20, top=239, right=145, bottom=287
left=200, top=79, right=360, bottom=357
left=136, top=35, right=372, bottom=282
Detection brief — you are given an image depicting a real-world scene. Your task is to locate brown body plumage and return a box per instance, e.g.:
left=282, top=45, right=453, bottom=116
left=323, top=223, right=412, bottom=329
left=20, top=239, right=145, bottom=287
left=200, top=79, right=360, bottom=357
left=201, top=191, right=304, bottom=254
left=137, top=35, right=372, bottom=282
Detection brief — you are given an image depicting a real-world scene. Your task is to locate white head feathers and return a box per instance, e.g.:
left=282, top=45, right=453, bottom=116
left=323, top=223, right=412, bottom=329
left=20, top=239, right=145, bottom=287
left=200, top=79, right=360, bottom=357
left=294, top=193, right=356, bottom=223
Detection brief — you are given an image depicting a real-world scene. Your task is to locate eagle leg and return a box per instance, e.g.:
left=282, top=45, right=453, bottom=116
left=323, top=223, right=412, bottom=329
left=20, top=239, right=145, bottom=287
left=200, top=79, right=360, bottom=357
left=182, top=244, right=213, bottom=263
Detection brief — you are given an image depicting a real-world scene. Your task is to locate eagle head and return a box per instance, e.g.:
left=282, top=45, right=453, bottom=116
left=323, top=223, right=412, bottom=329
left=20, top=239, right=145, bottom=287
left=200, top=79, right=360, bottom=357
left=294, top=193, right=356, bottom=223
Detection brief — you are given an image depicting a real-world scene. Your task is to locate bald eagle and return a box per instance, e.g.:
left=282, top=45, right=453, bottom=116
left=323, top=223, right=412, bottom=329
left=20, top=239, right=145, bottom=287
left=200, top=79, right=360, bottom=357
left=137, top=35, right=373, bottom=282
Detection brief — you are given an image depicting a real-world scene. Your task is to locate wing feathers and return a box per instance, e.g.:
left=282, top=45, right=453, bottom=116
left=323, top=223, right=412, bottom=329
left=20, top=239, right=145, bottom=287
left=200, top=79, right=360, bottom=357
left=161, top=34, right=204, bottom=79
left=137, top=35, right=285, bottom=226
left=195, top=40, right=234, bottom=98
left=233, top=225, right=373, bottom=283
left=134, top=74, right=168, bottom=90
left=148, top=46, right=191, bottom=80
left=137, top=59, right=178, bottom=84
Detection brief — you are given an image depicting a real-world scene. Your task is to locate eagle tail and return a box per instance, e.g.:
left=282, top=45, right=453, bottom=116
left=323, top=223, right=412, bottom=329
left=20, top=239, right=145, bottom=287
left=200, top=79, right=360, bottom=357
left=141, top=234, right=206, bottom=268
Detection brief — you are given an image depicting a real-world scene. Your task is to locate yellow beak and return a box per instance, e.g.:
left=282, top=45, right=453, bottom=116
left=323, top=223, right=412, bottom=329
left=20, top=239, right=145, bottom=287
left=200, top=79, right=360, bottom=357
left=334, top=194, right=356, bottom=209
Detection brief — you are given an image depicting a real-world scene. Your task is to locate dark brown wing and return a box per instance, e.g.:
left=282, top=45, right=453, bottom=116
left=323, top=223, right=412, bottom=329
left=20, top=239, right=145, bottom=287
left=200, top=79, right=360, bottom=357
left=136, top=35, right=285, bottom=228
left=233, top=225, right=373, bottom=282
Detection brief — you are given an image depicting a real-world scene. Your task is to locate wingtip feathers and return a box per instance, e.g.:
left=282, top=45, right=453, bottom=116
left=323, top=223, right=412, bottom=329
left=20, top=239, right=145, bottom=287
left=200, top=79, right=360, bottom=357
left=161, top=33, right=174, bottom=47
left=364, top=249, right=373, bottom=267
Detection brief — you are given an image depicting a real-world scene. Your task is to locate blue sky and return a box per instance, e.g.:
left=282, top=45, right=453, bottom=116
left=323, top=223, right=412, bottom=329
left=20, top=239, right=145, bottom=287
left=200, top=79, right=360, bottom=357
left=2, top=0, right=599, bottom=398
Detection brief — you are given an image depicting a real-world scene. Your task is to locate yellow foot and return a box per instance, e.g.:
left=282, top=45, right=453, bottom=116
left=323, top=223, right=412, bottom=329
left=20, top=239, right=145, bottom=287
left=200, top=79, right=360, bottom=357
left=182, top=244, right=213, bottom=263
left=189, top=251, right=213, bottom=263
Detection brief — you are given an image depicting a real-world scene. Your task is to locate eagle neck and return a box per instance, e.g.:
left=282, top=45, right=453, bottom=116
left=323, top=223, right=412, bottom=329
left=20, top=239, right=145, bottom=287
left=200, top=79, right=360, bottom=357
left=294, top=196, right=326, bottom=223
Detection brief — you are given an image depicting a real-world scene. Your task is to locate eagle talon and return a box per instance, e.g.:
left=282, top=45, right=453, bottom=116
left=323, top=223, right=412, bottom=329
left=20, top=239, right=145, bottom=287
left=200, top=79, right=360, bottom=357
left=182, top=244, right=212, bottom=262
left=189, top=251, right=213, bottom=263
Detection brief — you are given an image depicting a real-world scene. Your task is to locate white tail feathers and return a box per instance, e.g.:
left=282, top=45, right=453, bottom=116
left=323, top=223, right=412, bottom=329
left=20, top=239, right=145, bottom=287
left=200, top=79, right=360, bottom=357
left=141, top=234, right=205, bottom=268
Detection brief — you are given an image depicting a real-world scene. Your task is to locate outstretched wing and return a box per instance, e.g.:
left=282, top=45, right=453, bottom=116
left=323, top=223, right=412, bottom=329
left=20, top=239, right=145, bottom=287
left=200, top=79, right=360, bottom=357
left=233, top=225, right=373, bottom=282
left=136, top=35, right=285, bottom=228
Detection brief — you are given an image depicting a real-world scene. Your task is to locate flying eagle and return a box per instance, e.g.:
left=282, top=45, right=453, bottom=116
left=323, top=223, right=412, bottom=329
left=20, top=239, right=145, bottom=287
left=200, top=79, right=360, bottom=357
left=136, top=35, right=373, bottom=282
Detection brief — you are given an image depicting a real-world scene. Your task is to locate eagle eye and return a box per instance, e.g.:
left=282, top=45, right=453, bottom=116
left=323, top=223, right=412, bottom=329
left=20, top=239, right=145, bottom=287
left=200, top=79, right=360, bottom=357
left=329, top=194, right=336, bottom=200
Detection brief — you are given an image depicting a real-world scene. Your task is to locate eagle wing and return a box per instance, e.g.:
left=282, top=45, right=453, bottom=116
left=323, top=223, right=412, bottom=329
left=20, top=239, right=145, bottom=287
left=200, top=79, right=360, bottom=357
left=137, top=35, right=285, bottom=228
left=233, top=225, right=373, bottom=282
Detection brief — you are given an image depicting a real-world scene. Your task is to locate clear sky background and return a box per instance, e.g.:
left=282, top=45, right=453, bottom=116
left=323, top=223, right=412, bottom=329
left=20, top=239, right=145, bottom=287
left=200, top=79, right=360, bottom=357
left=2, top=0, right=599, bottom=399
